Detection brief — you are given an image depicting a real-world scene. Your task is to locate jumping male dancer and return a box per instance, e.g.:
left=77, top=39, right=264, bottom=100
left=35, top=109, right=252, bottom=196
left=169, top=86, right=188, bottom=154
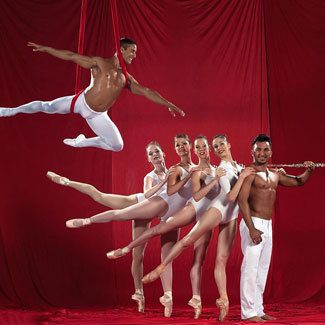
left=0, top=38, right=184, bottom=150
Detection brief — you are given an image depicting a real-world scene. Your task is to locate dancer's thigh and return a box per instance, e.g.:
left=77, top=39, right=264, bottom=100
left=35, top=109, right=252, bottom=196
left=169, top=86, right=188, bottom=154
left=217, top=219, right=237, bottom=258
left=86, top=112, right=123, bottom=143
left=186, top=207, right=222, bottom=243
left=119, top=196, right=168, bottom=220
left=165, top=203, right=196, bottom=229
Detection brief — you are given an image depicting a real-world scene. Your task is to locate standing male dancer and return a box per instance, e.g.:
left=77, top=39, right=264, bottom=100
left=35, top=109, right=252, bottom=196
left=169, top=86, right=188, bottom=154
left=238, top=134, right=314, bottom=322
left=0, top=38, right=184, bottom=151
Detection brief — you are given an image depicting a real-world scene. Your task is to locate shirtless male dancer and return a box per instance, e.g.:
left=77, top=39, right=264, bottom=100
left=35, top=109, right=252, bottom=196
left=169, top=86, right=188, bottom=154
left=238, top=134, right=315, bottom=322
left=0, top=38, right=184, bottom=151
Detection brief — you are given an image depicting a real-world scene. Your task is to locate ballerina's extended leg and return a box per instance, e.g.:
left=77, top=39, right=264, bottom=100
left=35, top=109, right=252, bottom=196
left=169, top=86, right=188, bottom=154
left=142, top=264, right=166, bottom=284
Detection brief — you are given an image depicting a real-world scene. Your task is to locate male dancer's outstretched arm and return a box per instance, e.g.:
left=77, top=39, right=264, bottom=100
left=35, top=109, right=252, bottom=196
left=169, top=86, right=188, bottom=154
left=27, top=42, right=99, bottom=69
left=276, top=161, right=314, bottom=186
left=128, top=75, right=185, bottom=117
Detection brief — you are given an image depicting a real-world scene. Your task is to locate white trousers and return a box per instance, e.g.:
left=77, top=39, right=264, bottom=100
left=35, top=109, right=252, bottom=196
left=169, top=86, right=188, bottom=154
left=240, top=217, right=273, bottom=319
left=0, top=92, right=123, bottom=151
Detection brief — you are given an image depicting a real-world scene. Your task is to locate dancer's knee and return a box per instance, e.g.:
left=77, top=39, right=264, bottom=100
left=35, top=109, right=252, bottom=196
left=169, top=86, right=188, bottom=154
left=152, top=225, right=163, bottom=237
left=132, top=249, right=145, bottom=263
left=109, top=138, right=124, bottom=152
left=183, top=235, right=195, bottom=248
left=216, top=253, right=229, bottom=267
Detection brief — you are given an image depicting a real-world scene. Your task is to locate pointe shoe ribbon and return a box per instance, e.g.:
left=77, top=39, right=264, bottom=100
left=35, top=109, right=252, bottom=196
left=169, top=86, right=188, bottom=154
left=66, top=218, right=91, bottom=228
left=216, top=297, right=229, bottom=322
left=188, top=297, right=202, bottom=319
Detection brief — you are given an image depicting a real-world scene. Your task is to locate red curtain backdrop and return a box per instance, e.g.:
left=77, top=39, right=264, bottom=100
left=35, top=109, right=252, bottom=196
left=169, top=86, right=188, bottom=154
left=0, top=0, right=323, bottom=308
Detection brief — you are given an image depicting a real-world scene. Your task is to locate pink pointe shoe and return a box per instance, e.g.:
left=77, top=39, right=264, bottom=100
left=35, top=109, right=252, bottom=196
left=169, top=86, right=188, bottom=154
left=131, top=292, right=145, bottom=313
left=188, top=297, right=202, bottom=319
left=216, top=297, right=229, bottom=322
left=66, top=218, right=91, bottom=228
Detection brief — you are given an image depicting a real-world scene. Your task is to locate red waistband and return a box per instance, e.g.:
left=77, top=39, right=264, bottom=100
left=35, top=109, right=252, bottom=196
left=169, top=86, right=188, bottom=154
left=70, top=89, right=84, bottom=114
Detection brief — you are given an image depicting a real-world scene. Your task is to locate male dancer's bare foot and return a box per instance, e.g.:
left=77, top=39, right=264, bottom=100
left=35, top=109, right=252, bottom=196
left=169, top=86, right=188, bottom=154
left=106, top=247, right=130, bottom=259
left=131, top=292, right=145, bottom=313
left=216, top=297, right=229, bottom=321
left=63, top=134, right=86, bottom=148
left=243, top=316, right=266, bottom=322
left=47, top=171, right=70, bottom=186
left=142, top=264, right=166, bottom=284
left=261, top=314, right=276, bottom=320
left=66, top=218, right=91, bottom=228
left=188, top=297, right=202, bottom=319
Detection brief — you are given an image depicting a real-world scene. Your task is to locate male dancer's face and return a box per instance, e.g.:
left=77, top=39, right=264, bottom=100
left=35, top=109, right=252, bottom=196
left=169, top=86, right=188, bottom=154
left=252, top=141, right=272, bottom=165
left=121, top=44, right=137, bottom=64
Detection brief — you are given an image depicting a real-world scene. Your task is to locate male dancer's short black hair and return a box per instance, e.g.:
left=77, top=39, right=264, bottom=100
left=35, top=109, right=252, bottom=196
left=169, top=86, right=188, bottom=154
left=252, top=134, right=272, bottom=147
left=120, top=37, right=136, bottom=48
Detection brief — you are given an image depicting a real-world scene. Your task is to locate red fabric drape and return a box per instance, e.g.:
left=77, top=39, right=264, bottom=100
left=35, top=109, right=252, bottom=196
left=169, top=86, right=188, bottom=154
left=0, top=0, right=323, bottom=308
left=74, top=0, right=88, bottom=93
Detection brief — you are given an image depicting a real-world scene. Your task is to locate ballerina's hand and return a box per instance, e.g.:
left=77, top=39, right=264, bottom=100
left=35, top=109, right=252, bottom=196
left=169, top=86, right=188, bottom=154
left=215, top=167, right=226, bottom=179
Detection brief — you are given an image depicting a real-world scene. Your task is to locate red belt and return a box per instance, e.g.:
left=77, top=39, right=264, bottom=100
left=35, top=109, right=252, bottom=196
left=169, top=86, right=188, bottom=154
left=70, top=90, right=84, bottom=113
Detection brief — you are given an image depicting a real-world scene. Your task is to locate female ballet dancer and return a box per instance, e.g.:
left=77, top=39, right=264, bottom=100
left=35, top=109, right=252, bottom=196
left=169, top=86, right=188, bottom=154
left=107, top=135, right=226, bottom=319
left=47, top=141, right=168, bottom=313
left=65, top=134, right=198, bottom=317
left=142, top=134, right=255, bottom=321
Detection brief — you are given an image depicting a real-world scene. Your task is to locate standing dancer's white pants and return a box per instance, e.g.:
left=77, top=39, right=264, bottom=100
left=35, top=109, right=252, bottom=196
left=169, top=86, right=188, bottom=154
left=0, top=91, right=123, bottom=151
left=240, top=217, right=273, bottom=319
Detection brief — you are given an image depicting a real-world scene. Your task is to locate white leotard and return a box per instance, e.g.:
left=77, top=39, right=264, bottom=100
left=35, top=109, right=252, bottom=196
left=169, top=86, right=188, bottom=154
left=157, top=166, right=192, bottom=222
left=136, top=170, right=166, bottom=203
left=208, top=160, right=243, bottom=224
left=187, top=167, right=220, bottom=221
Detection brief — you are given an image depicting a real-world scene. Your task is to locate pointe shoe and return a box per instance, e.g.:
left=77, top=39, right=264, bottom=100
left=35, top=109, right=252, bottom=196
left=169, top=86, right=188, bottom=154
left=159, top=294, right=173, bottom=317
left=188, top=297, right=202, bottom=319
left=66, top=218, right=91, bottom=228
left=63, top=134, right=86, bottom=147
left=106, top=247, right=129, bottom=259
left=216, top=297, right=229, bottom=322
left=131, top=292, right=145, bottom=313
left=142, top=264, right=166, bottom=284
left=47, top=171, right=70, bottom=186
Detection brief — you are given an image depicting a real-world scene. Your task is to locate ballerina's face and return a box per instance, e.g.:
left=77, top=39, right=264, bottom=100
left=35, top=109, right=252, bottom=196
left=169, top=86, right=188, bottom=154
left=194, top=138, right=210, bottom=160
left=212, top=137, right=231, bottom=159
left=146, top=145, right=165, bottom=165
left=174, top=137, right=191, bottom=157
